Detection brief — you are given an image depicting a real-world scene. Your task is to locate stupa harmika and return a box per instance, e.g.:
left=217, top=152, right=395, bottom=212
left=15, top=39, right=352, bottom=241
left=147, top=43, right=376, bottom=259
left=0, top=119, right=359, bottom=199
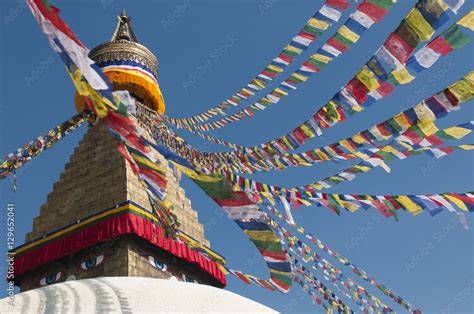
left=1, top=11, right=275, bottom=313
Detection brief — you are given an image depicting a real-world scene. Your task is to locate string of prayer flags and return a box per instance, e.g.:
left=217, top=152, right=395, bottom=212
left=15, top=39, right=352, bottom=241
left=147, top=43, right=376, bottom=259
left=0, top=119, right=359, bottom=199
left=290, top=247, right=390, bottom=313
left=223, top=267, right=277, bottom=291
left=264, top=215, right=359, bottom=312
left=227, top=142, right=474, bottom=215
left=169, top=0, right=398, bottom=133
left=292, top=259, right=354, bottom=313
left=151, top=72, right=473, bottom=177
left=190, top=175, right=293, bottom=293
left=407, top=11, right=474, bottom=73
left=167, top=0, right=353, bottom=126
left=272, top=218, right=385, bottom=312
left=29, top=0, right=292, bottom=279
left=287, top=245, right=390, bottom=313
left=28, top=0, right=181, bottom=236
left=285, top=10, right=472, bottom=145
left=117, top=141, right=180, bottom=235
left=0, top=111, right=90, bottom=179
left=157, top=150, right=295, bottom=293
left=165, top=5, right=471, bottom=159
left=27, top=0, right=119, bottom=119
left=268, top=213, right=418, bottom=312
left=21, top=0, right=474, bottom=310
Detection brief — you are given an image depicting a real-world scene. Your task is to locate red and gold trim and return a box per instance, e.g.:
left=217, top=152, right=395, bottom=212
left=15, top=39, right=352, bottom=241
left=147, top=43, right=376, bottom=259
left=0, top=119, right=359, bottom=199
left=12, top=201, right=226, bottom=286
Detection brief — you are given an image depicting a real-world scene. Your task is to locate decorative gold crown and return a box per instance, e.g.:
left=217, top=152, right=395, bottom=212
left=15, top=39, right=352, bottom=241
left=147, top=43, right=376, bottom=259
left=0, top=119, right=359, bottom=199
left=75, top=10, right=165, bottom=113
left=89, top=10, right=159, bottom=79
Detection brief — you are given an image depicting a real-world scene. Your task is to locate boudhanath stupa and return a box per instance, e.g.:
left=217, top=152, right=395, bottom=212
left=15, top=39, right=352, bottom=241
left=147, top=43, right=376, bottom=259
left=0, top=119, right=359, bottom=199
left=0, top=11, right=275, bottom=313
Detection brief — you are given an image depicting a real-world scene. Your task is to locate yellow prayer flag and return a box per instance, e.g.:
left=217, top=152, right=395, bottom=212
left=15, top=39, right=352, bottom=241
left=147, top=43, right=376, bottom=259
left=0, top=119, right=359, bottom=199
left=396, top=196, right=423, bottom=215
left=352, top=151, right=371, bottom=160
left=244, top=230, right=281, bottom=242
left=391, top=67, right=415, bottom=84
left=282, top=136, right=294, bottom=150
left=274, top=87, right=288, bottom=96
left=244, top=178, right=250, bottom=191
left=397, top=140, right=414, bottom=150
left=292, top=73, right=309, bottom=81
left=70, top=70, right=110, bottom=118
left=457, top=10, right=474, bottom=31
left=352, top=133, right=369, bottom=145
left=311, top=53, right=332, bottom=64
left=406, top=8, right=434, bottom=41
left=444, top=195, right=468, bottom=211
left=262, top=192, right=275, bottom=206
left=130, top=153, right=167, bottom=174
left=297, top=198, right=312, bottom=207
left=293, top=154, right=306, bottom=164
left=449, top=77, right=474, bottom=102
left=267, top=64, right=284, bottom=73
left=444, top=126, right=472, bottom=139
left=339, top=139, right=356, bottom=152
left=338, top=25, right=360, bottom=43
left=308, top=18, right=330, bottom=30
left=253, top=79, right=266, bottom=89
left=242, top=88, right=254, bottom=95
left=459, top=144, right=474, bottom=150
left=285, top=45, right=303, bottom=55
left=352, top=165, right=371, bottom=172
left=381, top=145, right=405, bottom=154
left=414, top=103, right=436, bottom=121
left=394, top=113, right=412, bottom=129
left=314, top=149, right=329, bottom=160
left=333, top=194, right=359, bottom=212
left=374, top=298, right=381, bottom=307
left=357, top=66, right=380, bottom=92
left=171, top=162, right=221, bottom=183
left=418, top=120, right=439, bottom=136
left=309, top=183, right=324, bottom=190
left=300, top=124, right=315, bottom=138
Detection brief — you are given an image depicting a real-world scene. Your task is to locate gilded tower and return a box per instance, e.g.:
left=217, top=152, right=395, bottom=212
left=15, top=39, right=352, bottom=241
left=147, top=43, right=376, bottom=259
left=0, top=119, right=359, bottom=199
left=13, top=11, right=226, bottom=292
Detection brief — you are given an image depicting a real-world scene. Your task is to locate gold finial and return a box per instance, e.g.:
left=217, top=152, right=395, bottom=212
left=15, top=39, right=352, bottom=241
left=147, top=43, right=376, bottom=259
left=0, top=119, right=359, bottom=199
left=111, top=10, right=138, bottom=42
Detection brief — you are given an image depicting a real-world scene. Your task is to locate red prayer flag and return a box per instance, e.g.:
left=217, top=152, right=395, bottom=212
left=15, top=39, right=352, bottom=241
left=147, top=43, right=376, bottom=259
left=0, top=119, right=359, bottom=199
left=327, top=37, right=349, bottom=52
left=384, top=32, right=414, bottom=63
left=427, top=36, right=453, bottom=55
left=277, top=54, right=293, bottom=64
left=299, top=31, right=317, bottom=41
left=325, top=0, right=351, bottom=11
left=345, top=78, right=368, bottom=104
left=292, top=127, right=309, bottom=144
left=357, top=1, right=388, bottom=22
left=302, top=61, right=320, bottom=72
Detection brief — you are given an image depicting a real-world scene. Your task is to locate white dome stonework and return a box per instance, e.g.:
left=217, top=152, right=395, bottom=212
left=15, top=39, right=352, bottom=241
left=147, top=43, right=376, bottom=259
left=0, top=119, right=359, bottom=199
left=0, top=277, right=277, bottom=313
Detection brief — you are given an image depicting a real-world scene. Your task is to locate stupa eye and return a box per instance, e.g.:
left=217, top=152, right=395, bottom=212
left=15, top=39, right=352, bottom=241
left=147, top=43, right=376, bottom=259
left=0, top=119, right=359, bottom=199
left=146, top=255, right=168, bottom=272
left=39, top=271, right=64, bottom=286
left=80, top=255, right=105, bottom=270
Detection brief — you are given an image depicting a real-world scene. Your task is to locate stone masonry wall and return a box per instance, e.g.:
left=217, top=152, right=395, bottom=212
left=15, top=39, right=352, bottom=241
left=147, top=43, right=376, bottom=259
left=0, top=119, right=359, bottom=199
left=25, top=122, right=209, bottom=246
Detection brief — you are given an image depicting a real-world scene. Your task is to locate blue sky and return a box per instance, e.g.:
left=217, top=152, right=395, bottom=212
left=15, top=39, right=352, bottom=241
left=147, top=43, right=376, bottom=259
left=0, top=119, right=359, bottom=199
left=0, top=0, right=473, bottom=312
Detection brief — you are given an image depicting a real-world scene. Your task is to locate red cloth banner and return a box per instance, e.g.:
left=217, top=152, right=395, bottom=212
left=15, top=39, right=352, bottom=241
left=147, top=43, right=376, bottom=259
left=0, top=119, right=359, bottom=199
left=12, top=208, right=226, bottom=286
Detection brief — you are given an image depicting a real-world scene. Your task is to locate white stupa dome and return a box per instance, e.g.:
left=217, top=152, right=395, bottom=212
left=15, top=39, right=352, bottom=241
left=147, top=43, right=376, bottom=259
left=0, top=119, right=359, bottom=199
left=0, top=277, right=276, bottom=313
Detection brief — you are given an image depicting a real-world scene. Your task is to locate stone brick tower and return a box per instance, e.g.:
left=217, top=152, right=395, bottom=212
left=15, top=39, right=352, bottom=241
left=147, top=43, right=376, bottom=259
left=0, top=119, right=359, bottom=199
left=13, top=11, right=225, bottom=292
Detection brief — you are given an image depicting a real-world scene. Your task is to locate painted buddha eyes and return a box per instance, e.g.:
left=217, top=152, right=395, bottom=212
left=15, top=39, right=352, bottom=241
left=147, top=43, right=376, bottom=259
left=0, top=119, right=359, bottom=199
left=147, top=255, right=168, bottom=272
left=39, top=271, right=63, bottom=286
left=80, top=255, right=105, bottom=270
